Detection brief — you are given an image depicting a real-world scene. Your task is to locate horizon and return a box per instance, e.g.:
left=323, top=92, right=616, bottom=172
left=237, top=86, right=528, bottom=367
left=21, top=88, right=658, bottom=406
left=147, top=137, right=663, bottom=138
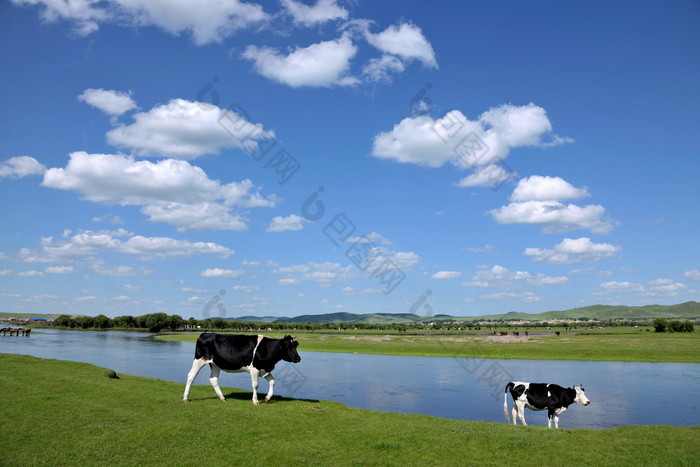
left=1, top=1, right=699, bottom=319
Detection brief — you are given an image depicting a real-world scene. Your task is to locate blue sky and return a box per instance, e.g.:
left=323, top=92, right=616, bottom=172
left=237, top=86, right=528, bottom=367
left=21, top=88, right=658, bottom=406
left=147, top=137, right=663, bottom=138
left=1, top=0, right=699, bottom=320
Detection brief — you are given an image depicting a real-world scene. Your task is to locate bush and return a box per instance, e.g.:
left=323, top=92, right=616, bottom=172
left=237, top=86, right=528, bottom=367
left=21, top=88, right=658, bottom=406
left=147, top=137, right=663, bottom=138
left=653, top=318, right=694, bottom=333
left=653, top=318, right=668, bottom=332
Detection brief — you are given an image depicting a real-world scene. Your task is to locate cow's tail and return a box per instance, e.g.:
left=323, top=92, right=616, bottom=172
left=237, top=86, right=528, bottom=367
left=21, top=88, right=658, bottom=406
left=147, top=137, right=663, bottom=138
left=504, top=382, right=515, bottom=423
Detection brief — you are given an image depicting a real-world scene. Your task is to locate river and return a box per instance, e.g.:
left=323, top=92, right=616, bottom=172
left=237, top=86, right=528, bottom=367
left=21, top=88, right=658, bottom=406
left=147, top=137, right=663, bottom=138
left=1, top=329, right=698, bottom=429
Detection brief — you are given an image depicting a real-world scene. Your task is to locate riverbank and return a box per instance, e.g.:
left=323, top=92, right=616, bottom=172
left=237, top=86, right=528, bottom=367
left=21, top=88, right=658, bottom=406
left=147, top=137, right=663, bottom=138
left=1, top=353, right=697, bottom=466
left=158, top=327, right=700, bottom=363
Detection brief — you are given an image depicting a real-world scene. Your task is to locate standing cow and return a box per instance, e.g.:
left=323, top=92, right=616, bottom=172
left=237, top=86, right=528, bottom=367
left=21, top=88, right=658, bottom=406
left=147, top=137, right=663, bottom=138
left=183, top=333, right=301, bottom=405
left=504, top=381, right=591, bottom=428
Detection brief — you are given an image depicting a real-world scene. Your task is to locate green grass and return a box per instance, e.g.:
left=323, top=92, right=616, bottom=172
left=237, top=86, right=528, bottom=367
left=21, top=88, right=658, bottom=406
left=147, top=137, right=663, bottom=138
left=0, top=354, right=697, bottom=466
left=159, top=327, right=700, bottom=363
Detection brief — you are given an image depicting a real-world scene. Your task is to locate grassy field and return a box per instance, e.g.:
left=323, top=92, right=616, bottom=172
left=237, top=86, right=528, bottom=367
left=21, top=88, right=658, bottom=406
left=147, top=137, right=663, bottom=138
left=159, top=327, right=700, bottom=363
left=0, top=353, right=697, bottom=466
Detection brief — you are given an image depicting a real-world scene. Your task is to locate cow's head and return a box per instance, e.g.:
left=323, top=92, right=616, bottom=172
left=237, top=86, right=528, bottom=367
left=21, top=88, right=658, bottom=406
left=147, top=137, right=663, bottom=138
left=281, top=335, right=301, bottom=363
left=574, top=386, right=590, bottom=406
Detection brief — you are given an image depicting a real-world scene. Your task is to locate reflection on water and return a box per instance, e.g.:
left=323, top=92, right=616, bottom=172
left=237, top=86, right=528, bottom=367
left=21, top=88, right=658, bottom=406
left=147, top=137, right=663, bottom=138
left=1, top=329, right=698, bottom=429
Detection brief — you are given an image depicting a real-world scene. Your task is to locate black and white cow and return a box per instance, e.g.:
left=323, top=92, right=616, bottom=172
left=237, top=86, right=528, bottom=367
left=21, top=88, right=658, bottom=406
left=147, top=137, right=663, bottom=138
left=183, top=333, right=301, bottom=405
left=504, top=381, right=591, bottom=428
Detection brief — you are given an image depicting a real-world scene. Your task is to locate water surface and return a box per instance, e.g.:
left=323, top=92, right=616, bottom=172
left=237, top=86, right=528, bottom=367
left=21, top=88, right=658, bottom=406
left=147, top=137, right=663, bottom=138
left=1, top=329, right=698, bottom=429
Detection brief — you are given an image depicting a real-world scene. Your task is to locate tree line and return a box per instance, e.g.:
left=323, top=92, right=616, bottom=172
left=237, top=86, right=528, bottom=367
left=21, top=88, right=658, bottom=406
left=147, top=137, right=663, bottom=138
left=652, top=318, right=695, bottom=333
left=46, top=312, right=695, bottom=333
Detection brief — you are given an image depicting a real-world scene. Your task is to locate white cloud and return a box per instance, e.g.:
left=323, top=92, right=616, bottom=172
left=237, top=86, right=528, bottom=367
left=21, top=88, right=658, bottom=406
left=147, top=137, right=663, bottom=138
left=463, top=265, right=530, bottom=288
left=45, top=266, right=75, bottom=274
left=465, top=244, right=496, bottom=253
left=232, top=285, right=260, bottom=292
left=92, top=214, right=124, bottom=225
left=510, top=176, right=589, bottom=202
left=432, top=271, right=461, bottom=280
left=281, top=0, right=347, bottom=27
left=492, top=176, right=614, bottom=234
left=115, top=0, right=268, bottom=45
left=347, top=232, right=393, bottom=246
left=242, top=35, right=358, bottom=88
left=201, top=268, right=245, bottom=279
left=106, top=99, right=274, bottom=159
left=596, top=279, right=689, bottom=297
left=12, top=0, right=268, bottom=44
left=364, top=22, right=437, bottom=68
left=372, top=104, right=570, bottom=171
left=274, top=261, right=355, bottom=286
left=18, top=270, right=45, bottom=277
left=75, top=295, right=97, bottom=302
left=17, top=229, right=233, bottom=263
left=480, top=291, right=542, bottom=302
left=78, top=88, right=137, bottom=116
left=0, top=156, right=47, bottom=178
left=140, top=203, right=250, bottom=232
left=356, top=245, right=419, bottom=271
left=463, top=264, right=567, bottom=289
left=372, top=115, right=458, bottom=168
left=528, top=274, right=569, bottom=286
left=42, top=152, right=276, bottom=231
left=569, top=268, right=612, bottom=277
left=11, top=0, right=107, bottom=36
left=646, top=278, right=688, bottom=297
left=597, top=281, right=645, bottom=294
left=362, top=54, right=406, bottom=83
left=266, top=214, right=309, bottom=232
left=343, top=286, right=383, bottom=296
left=490, top=200, right=614, bottom=234
left=456, top=163, right=516, bottom=188
left=682, top=269, right=700, bottom=281
left=89, top=260, right=154, bottom=276
left=524, top=237, right=621, bottom=264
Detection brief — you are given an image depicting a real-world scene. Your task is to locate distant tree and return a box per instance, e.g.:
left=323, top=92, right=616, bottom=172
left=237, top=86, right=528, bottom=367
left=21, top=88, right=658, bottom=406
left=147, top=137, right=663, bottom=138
left=212, top=318, right=227, bottom=329
left=668, top=320, right=695, bottom=333
left=94, top=314, right=111, bottom=329
left=144, top=313, right=170, bottom=332
left=120, top=315, right=136, bottom=328
left=54, top=314, right=72, bottom=327
left=652, top=318, right=669, bottom=333
left=77, top=316, right=94, bottom=329
left=169, top=314, right=184, bottom=331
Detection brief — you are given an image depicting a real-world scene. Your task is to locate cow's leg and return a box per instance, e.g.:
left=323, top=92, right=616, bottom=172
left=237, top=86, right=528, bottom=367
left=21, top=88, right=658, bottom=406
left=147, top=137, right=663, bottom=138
left=511, top=407, right=518, bottom=425
left=515, top=401, right=527, bottom=426
left=183, top=358, right=207, bottom=402
left=553, top=415, right=560, bottom=428
left=250, top=370, right=261, bottom=405
left=208, top=365, right=226, bottom=401
left=262, top=372, right=275, bottom=403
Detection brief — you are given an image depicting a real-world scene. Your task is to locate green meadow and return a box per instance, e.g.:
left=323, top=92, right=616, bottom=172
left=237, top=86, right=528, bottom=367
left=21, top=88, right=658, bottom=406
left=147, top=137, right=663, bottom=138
left=1, top=354, right=697, bottom=466
left=159, top=326, right=700, bottom=363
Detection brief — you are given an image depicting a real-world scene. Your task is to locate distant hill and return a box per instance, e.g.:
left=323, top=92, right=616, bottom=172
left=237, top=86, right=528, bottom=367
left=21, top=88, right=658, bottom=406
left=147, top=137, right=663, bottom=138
left=462, top=301, right=700, bottom=322
left=223, top=301, right=700, bottom=324
left=4, top=301, right=698, bottom=325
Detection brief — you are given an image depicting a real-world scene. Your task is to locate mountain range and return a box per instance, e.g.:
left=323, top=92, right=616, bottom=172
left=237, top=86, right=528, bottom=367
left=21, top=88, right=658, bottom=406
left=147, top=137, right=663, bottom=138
left=228, top=301, right=700, bottom=324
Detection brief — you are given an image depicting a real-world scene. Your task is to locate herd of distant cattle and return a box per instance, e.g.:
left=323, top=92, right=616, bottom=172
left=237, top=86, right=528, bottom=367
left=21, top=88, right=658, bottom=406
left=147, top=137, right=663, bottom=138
left=1, top=327, right=31, bottom=336
left=182, top=332, right=591, bottom=428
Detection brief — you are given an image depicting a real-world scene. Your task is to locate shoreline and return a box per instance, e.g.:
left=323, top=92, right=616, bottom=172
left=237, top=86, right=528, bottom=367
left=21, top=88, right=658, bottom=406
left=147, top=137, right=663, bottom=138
left=157, top=328, right=700, bottom=363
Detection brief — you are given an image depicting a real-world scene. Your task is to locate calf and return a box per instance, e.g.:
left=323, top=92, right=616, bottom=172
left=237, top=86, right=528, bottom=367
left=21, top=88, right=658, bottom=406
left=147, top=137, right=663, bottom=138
left=183, top=333, right=301, bottom=405
left=504, top=381, right=590, bottom=428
